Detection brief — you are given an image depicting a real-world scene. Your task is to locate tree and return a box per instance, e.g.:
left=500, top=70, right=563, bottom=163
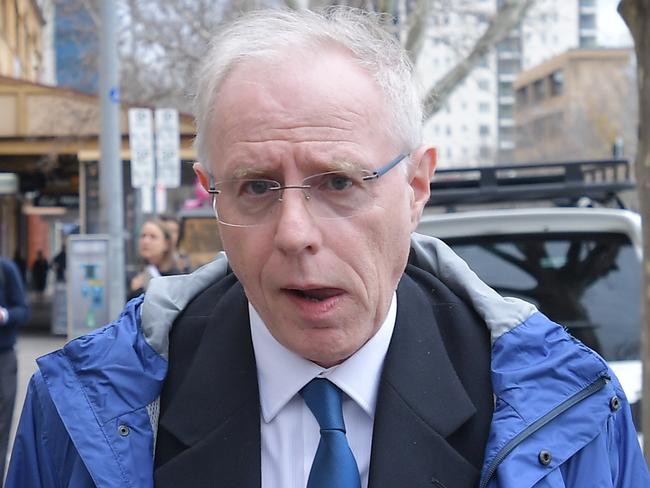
left=115, top=0, right=537, bottom=119
left=617, top=0, right=650, bottom=461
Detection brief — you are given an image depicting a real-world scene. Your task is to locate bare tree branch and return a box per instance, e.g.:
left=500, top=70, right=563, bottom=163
left=403, top=0, right=433, bottom=63
left=422, top=0, right=536, bottom=119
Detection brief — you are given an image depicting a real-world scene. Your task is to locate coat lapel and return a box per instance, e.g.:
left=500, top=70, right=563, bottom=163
left=154, top=277, right=261, bottom=488
left=368, top=272, right=489, bottom=488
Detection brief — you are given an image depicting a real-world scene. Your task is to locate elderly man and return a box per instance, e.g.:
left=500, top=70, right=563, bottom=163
left=6, top=8, right=649, bottom=488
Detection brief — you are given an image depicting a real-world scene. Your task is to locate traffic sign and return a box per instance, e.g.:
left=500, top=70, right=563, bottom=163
left=128, top=108, right=155, bottom=188
left=155, top=108, right=181, bottom=188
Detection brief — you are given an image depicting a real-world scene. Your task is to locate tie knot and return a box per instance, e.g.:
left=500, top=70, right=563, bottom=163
left=301, top=378, right=346, bottom=432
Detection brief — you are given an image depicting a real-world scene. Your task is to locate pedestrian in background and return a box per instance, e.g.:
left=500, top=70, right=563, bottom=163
left=52, top=244, right=66, bottom=284
left=30, top=251, right=48, bottom=296
left=127, top=218, right=182, bottom=300
left=10, top=251, right=25, bottom=286
left=159, top=214, right=192, bottom=273
left=0, top=256, right=29, bottom=481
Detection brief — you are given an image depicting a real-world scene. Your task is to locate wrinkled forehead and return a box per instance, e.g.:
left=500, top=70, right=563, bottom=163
left=206, top=47, right=395, bottom=175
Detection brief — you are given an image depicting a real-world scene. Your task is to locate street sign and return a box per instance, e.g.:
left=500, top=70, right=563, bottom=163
left=155, top=108, right=181, bottom=188
left=128, top=108, right=155, bottom=188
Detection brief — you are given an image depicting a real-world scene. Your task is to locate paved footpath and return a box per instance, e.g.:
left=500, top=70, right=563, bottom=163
left=7, top=330, right=67, bottom=467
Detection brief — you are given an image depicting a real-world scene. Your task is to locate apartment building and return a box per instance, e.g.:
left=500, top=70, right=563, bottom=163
left=513, top=48, right=636, bottom=163
left=0, top=0, right=53, bottom=83
left=419, top=0, right=600, bottom=167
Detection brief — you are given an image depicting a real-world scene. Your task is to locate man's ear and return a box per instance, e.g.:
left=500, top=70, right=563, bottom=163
left=407, top=146, right=437, bottom=229
left=193, top=162, right=211, bottom=193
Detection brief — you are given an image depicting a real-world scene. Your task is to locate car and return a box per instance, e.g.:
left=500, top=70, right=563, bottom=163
left=416, top=159, right=642, bottom=429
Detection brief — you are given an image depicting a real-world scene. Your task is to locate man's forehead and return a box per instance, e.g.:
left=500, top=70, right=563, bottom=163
left=213, top=47, right=383, bottom=117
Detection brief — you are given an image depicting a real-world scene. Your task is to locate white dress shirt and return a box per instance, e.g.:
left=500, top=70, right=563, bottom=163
left=249, top=294, right=397, bottom=488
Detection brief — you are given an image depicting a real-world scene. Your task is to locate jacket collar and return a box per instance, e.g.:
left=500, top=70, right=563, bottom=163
left=154, top=279, right=261, bottom=487
left=368, top=272, right=482, bottom=487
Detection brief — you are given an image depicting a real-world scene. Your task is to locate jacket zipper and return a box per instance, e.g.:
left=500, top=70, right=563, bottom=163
left=479, top=375, right=610, bottom=488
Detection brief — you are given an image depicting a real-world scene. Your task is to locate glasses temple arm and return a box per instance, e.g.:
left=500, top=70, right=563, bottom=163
left=374, top=153, right=407, bottom=177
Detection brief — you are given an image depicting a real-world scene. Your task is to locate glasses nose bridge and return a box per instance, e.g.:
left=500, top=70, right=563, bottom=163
left=274, top=183, right=312, bottom=203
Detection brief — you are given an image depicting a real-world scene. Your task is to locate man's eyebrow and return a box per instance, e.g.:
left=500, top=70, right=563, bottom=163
left=226, top=159, right=363, bottom=179
left=311, top=158, right=362, bottom=173
left=230, top=166, right=275, bottom=179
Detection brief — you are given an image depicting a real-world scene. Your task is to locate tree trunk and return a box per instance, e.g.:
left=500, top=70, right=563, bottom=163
left=618, top=0, right=650, bottom=461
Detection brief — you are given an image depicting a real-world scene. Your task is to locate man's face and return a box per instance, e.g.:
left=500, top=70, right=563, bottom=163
left=197, top=48, right=435, bottom=367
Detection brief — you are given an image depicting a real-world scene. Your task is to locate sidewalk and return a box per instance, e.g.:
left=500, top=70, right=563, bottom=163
left=7, top=315, right=66, bottom=471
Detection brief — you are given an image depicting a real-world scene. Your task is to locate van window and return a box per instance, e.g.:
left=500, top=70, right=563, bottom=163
left=446, top=232, right=641, bottom=361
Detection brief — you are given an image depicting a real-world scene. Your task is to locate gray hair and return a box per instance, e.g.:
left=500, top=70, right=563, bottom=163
left=193, top=7, right=423, bottom=171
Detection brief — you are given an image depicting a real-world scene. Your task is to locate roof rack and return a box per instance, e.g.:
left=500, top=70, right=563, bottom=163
left=427, top=159, right=634, bottom=208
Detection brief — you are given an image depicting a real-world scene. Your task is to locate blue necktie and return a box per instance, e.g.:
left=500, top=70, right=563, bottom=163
left=301, top=378, right=362, bottom=488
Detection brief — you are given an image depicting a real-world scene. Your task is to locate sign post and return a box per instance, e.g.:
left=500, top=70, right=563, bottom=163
left=128, top=107, right=180, bottom=215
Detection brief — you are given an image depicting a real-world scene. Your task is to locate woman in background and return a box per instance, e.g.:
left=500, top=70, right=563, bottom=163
left=159, top=214, right=192, bottom=273
left=127, top=218, right=181, bottom=300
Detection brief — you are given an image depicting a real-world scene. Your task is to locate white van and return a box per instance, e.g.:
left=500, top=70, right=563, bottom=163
left=417, top=160, right=642, bottom=430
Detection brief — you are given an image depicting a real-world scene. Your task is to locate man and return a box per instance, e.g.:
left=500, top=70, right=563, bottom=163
left=52, top=244, right=67, bottom=283
left=30, top=250, right=49, bottom=297
left=6, top=8, right=649, bottom=488
left=0, top=256, right=29, bottom=481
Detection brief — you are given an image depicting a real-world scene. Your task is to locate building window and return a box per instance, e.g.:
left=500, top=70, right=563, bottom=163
left=499, top=81, right=513, bottom=97
left=479, top=102, right=490, bottom=113
left=533, top=78, right=545, bottom=102
left=478, top=79, right=490, bottom=91
left=580, top=35, right=597, bottom=48
left=550, top=70, right=563, bottom=96
left=446, top=147, right=452, bottom=159
left=500, top=126, right=514, bottom=140
left=580, top=13, right=596, bottom=30
left=516, top=86, right=527, bottom=105
left=580, top=0, right=596, bottom=6
left=479, top=125, right=490, bottom=136
left=497, top=37, right=519, bottom=54
left=498, top=58, right=520, bottom=75
left=479, top=146, right=491, bottom=159
left=446, top=126, right=452, bottom=136
left=499, top=104, right=513, bottom=118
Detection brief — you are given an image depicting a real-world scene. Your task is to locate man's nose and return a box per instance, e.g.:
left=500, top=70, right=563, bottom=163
left=272, top=188, right=322, bottom=255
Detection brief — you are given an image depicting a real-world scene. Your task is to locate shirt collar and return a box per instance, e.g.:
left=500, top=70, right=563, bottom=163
left=250, top=294, right=397, bottom=423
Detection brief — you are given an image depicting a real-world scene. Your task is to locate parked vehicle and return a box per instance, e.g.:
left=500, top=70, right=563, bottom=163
left=417, top=159, right=642, bottom=429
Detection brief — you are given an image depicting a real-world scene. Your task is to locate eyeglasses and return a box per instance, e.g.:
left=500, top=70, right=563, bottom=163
left=208, top=153, right=408, bottom=227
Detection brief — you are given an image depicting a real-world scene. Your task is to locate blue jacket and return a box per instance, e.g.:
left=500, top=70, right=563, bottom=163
left=0, top=257, right=30, bottom=351
left=6, top=235, right=650, bottom=487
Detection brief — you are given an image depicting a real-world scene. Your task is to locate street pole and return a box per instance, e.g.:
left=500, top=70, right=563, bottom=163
left=99, top=1, right=126, bottom=318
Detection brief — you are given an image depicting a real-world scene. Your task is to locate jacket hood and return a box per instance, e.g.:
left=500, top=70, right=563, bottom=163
left=31, top=232, right=620, bottom=488
left=141, top=233, right=538, bottom=357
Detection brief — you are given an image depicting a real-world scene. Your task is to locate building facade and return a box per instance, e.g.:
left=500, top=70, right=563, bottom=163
left=513, top=48, right=637, bottom=164
left=0, top=0, right=50, bottom=83
left=419, top=0, right=602, bottom=167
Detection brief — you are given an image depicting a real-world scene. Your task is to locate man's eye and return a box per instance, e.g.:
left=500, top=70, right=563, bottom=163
left=324, top=174, right=354, bottom=191
left=241, top=180, right=275, bottom=196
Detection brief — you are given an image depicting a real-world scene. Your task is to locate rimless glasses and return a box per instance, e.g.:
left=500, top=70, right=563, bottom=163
left=207, top=153, right=408, bottom=227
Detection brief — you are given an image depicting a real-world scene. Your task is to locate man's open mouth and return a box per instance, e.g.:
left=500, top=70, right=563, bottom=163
left=287, top=288, right=342, bottom=302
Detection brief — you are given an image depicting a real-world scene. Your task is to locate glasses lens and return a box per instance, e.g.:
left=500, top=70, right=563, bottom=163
left=303, top=170, right=375, bottom=219
left=213, top=179, right=280, bottom=226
